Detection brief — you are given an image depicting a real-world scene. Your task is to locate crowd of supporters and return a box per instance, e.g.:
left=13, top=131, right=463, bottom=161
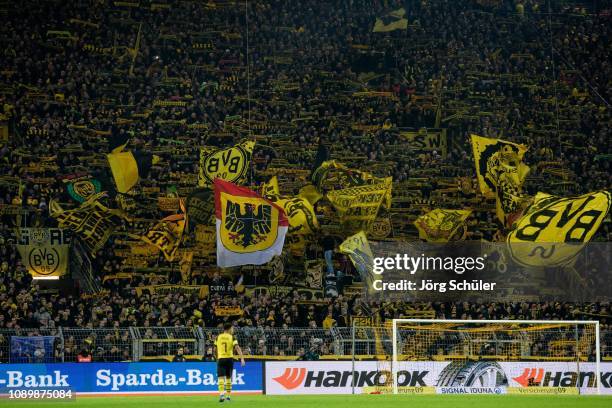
left=0, top=0, right=610, bottom=361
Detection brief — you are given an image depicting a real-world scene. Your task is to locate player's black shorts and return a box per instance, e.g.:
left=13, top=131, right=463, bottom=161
left=217, top=358, right=234, bottom=377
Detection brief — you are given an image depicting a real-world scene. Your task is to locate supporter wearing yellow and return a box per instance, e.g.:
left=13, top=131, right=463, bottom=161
left=214, top=322, right=245, bottom=403
left=322, top=314, right=337, bottom=330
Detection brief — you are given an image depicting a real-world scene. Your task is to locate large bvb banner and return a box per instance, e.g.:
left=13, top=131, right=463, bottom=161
left=16, top=228, right=70, bottom=278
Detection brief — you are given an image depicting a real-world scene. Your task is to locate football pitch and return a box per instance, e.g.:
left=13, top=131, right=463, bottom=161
left=3, top=395, right=611, bottom=408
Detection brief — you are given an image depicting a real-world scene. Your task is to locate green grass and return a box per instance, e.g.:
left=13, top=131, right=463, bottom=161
left=4, top=395, right=611, bottom=408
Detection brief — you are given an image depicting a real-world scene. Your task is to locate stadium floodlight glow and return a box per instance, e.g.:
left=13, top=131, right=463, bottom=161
left=391, top=319, right=601, bottom=395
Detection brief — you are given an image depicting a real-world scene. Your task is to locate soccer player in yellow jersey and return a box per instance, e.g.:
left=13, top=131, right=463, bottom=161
left=214, top=322, right=245, bottom=403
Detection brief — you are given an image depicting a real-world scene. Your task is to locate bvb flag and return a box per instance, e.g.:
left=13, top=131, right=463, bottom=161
left=326, top=182, right=390, bottom=232
left=470, top=134, right=529, bottom=196
left=312, top=160, right=392, bottom=208
left=199, top=140, right=255, bottom=187
left=414, top=209, right=472, bottom=242
left=214, top=179, right=288, bottom=267
left=261, top=177, right=319, bottom=235
left=470, top=134, right=530, bottom=225
left=49, top=192, right=129, bottom=257
left=16, top=228, right=70, bottom=278
left=339, top=231, right=375, bottom=288
left=140, top=200, right=187, bottom=262
left=507, top=191, right=611, bottom=266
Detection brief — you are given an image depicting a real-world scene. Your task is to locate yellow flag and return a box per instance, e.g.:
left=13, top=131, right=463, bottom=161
left=495, top=178, right=530, bottom=227
left=339, top=231, right=375, bottom=286
left=195, top=225, right=216, bottom=244
left=261, top=176, right=280, bottom=197
left=0, top=124, right=8, bottom=142
left=507, top=191, right=611, bottom=266
left=107, top=149, right=158, bottom=194
left=414, top=209, right=472, bottom=242
left=135, top=284, right=209, bottom=299
left=470, top=134, right=529, bottom=197
left=312, top=160, right=392, bottom=208
left=305, top=259, right=323, bottom=289
left=179, top=251, right=194, bottom=284
left=140, top=200, right=187, bottom=261
left=399, top=128, right=447, bottom=157
left=326, top=183, right=389, bottom=231
left=198, top=140, right=254, bottom=187
left=285, top=233, right=311, bottom=255
left=262, top=177, right=319, bottom=235
left=107, top=150, right=138, bottom=194
left=298, top=184, right=323, bottom=205
left=214, top=306, right=244, bottom=316
left=373, top=8, right=408, bottom=32
left=49, top=192, right=129, bottom=256
left=129, top=242, right=160, bottom=256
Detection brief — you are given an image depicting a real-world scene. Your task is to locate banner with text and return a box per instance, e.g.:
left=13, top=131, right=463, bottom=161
left=0, top=362, right=263, bottom=395
left=265, top=361, right=612, bottom=395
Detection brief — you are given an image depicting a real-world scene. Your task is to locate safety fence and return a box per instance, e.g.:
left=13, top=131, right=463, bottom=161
left=1, top=326, right=611, bottom=363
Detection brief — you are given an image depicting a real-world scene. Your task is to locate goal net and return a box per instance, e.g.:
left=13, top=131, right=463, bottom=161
left=391, top=319, right=601, bottom=395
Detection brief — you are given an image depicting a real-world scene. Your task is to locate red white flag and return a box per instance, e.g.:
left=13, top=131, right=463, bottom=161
left=214, top=179, right=288, bottom=267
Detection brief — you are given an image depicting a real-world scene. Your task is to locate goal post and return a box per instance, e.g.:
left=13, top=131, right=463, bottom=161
left=391, top=319, right=601, bottom=395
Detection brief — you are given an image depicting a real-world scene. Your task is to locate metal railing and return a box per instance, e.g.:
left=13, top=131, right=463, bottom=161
left=61, top=328, right=132, bottom=362
left=133, top=327, right=202, bottom=359
left=208, top=327, right=338, bottom=358
left=0, top=326, right=610, bottom=363
left=132, top=327, right=337, bottom=361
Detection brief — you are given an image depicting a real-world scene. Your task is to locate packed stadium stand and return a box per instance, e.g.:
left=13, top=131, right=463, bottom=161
left=0, top=0, right=610, bottom=365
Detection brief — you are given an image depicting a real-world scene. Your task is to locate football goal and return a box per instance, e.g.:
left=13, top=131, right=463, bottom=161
left=391, top=319, right=601, bottom=395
